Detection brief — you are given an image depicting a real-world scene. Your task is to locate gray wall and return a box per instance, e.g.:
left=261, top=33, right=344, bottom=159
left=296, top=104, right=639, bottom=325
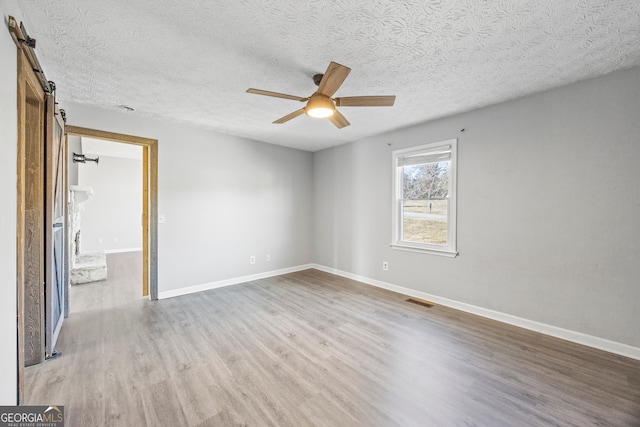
left=0, top=0, right=20, bottom=405
left=67, top=135, right=81, bottom=186
left=62, top=103, right=314, bottom=293
left=78, top=154, right=143, bottom=253
left=313, top=66, right=640, bottom=348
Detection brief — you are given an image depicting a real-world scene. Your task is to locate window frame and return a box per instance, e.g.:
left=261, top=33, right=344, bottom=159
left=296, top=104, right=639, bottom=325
left=391, top=138, right=458, bottom=257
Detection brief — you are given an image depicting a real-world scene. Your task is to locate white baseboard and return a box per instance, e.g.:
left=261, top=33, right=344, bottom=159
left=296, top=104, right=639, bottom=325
left=104, top=247, right=142, bottom=254
left=158, top=264, right=315, bottom=300
left=312, top=264, right=640, bottom=361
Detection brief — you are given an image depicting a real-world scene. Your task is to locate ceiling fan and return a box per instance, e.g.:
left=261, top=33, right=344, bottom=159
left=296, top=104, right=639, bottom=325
left=246, top=61, right=396, bottom=129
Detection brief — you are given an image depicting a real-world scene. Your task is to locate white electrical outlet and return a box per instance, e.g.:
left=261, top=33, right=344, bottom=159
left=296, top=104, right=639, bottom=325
left=98, top=237, right=103, bottom=244
left=382, top=261, right=389, bottom=271
left=250, top=255, right=256, bottom=264
left=158, top=214, right=166, bottom=224
left=266, top=254, right=271, bottom=261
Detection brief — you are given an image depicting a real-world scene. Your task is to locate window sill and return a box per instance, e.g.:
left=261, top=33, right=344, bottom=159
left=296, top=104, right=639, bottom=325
left=390, top=244, right=458, bottom=258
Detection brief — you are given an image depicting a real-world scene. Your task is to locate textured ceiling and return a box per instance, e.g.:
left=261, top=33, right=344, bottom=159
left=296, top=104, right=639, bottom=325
left=17, top=0, right=640, bottom=152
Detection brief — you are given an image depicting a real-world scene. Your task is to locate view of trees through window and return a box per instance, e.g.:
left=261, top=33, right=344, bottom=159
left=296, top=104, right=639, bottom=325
left=401, top=161, right=449, bottom=245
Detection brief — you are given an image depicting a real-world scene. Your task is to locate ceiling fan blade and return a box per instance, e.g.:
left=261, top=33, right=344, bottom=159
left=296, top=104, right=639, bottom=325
left=317, top=62, right=351, bottom=97
left=335, top=95, right=396, bottom=107
left=328, top=110, right=350, bottom=129
left=247, top=88, right=308, bottom=102
left=273, top=108, right=305, bottom=124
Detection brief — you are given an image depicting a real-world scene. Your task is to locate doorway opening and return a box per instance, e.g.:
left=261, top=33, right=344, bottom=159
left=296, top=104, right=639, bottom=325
left=65, top=126, right=158, bottom=300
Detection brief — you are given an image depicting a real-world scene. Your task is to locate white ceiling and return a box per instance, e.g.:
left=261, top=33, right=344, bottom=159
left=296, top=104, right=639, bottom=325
left=17, top=0, right=640, bottom=152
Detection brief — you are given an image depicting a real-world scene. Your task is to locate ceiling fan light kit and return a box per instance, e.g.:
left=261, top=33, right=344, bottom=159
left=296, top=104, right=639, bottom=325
left=305, top=94, right=335, bottom=118
left=247, top=61, right=396, bottom=129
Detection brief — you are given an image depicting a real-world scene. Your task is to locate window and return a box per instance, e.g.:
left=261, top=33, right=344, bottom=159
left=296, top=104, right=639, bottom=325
left=392, top=139, right=457, bottom=257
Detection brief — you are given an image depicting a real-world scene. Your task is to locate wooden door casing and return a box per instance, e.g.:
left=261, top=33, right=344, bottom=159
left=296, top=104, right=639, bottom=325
left=65, top=126, right=158, bottom=300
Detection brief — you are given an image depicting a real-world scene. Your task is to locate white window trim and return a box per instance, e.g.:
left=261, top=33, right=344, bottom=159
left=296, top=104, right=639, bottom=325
left=391, top=139, right=458, bottom=257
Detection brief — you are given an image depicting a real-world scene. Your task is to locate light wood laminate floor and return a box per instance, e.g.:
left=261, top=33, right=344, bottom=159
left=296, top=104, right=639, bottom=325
left=25, top=252, right=640, bottom=426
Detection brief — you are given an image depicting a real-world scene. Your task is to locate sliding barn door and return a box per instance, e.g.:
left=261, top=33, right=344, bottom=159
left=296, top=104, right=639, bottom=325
left=17, top=50, right=46, bottom=371
left=44, top=94, right=66, bottom=357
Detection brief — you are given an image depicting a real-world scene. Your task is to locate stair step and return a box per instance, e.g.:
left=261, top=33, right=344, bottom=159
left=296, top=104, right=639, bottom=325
left=71, top=252, right=108, bottom=284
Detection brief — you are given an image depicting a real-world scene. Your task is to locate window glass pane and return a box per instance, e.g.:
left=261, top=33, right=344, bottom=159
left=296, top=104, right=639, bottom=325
left=401, top=161, right=450, bottom=245
left=402, top=199, right=448, bottom=245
